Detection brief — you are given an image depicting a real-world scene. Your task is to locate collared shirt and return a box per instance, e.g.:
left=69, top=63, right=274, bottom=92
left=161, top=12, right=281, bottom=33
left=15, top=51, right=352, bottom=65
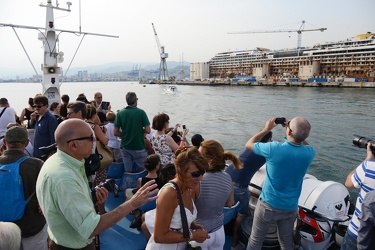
left=33, top=111, right=58, bottom=158
left=36, top=150, right=100, bottom=248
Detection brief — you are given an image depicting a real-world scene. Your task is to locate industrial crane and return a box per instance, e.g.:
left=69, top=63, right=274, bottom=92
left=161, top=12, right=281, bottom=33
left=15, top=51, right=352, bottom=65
left=228, top=20, right=327, bottom=49
left=152, top=23, right=169, bottom=82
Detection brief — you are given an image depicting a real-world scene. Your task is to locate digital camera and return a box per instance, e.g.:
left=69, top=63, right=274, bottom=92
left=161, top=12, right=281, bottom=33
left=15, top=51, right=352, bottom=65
left=353, top=135, right=375, bottom=154
left=92, top=178, right=119, bottom=204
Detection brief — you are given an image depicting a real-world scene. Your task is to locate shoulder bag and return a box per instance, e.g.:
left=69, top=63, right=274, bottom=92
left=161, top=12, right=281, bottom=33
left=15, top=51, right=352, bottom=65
left=169, top=181, right=201, bottom=250
left=90, top=124, right=113, bottom=170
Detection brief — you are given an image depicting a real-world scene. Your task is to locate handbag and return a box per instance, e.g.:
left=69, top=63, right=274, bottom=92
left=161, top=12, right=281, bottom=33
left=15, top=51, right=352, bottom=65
left=91, top=124, right=113, bottom=170
left=170, top=182, right=202, bottom=250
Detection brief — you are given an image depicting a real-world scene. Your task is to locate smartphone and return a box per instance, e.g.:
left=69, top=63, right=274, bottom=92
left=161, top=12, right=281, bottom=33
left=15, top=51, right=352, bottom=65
left=101, top=101, right=110, bottom=110
left=275, top=118, right=286, bottom=124
left=182, top=124, right=186, bottom=130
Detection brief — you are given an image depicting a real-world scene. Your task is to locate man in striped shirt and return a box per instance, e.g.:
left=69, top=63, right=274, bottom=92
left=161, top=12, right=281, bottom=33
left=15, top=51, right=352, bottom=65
left=341, top=144, right=375, bottom=250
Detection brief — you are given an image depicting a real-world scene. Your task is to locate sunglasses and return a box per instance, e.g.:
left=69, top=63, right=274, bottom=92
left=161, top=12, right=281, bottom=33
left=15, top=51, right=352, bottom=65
left=188, top=170, right=205, bottom=178
left=67, top=134, right=94, bottom=143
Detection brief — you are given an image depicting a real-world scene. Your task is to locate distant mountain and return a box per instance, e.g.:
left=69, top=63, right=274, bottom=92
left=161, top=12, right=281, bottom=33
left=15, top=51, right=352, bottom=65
left=68, top=61, right=190, bottom=75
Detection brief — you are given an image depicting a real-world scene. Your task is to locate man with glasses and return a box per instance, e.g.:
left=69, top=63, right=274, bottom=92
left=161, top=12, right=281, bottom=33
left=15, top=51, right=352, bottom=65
left=30, top=95, right=58, bottom=160
left=90, top=92, right=111, bottom=124
left=245, top=117, right=315, bottom=250
left=36, top=119, right=158, bottom=250
left=114, top=92, right=151, bottom=173
left=66, top=101, right=87, bottom=120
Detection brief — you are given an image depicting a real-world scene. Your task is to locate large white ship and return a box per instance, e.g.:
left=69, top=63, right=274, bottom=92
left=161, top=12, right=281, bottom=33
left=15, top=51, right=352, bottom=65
left=209, top=33, right=375, bottom=83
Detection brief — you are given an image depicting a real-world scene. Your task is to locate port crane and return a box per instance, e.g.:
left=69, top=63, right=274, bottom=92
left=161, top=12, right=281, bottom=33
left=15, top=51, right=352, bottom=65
left=228, top=20, right=327, bottom=49
left=152, top=23, right=169, bottom=82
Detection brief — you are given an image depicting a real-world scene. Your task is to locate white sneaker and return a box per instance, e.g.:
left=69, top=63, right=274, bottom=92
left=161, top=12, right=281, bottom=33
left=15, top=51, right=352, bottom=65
left=231, top=242, right=245, bottom=250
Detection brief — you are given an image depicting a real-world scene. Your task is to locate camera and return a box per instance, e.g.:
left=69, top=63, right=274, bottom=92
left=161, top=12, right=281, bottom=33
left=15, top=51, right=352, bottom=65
left=92, top=178, right=119, bottom=204
left=182, top=124, right=186, bottom=130
left=353, top=135, right=375, bottom=154
left=275, top=117, right=286, bottom=124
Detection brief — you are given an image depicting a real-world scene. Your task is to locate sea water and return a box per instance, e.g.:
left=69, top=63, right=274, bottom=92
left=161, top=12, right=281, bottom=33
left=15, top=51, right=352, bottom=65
left=2, top=81, right=375, bottom=200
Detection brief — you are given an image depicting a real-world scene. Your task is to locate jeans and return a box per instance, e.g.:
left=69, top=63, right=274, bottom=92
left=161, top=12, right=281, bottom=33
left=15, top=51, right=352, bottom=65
left=233, top=184, right=250, bottom=216
left=246, top=199, right=296, bottom=250
left=121, top=148, right=147, bottom=172
left=341, top=232, right=357, bottom=250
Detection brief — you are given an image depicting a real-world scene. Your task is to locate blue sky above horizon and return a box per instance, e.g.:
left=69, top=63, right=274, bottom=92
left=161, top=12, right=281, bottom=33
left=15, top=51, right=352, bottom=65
left=0, top=0, right=374, bottom=78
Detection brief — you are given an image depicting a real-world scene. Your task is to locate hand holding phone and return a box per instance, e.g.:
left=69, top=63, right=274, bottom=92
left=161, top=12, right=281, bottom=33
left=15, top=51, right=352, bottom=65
left=275, top=118, right=286, bottom=124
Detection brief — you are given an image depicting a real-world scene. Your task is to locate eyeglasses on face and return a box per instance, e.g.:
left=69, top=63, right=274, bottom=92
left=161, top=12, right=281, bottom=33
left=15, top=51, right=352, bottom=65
left=67, top=111, right=75, bottom=116
left=33, top=104, right=44, bottom=108
left=188, top=170, right=205, bottom=178
left=67, top=134, right=94, bottom=143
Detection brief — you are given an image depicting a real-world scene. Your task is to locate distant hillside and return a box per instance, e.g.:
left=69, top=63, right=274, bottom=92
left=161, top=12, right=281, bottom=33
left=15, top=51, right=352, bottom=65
left=68, top=61, right=190, bottom=75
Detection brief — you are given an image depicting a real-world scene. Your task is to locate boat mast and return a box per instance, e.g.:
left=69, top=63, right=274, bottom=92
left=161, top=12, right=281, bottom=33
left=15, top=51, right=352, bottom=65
left=39, top=0, right=70, bottom=104
left=1, top=0, right=118, bottom=104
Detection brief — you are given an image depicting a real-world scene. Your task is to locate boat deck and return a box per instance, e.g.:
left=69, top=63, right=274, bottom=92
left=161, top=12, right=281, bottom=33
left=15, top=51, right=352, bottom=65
left=101, top=192, right=233, bottom=249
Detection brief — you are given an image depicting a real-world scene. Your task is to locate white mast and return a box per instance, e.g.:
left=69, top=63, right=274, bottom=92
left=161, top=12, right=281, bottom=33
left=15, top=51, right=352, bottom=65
left=0, top=0, right=118, bottom=104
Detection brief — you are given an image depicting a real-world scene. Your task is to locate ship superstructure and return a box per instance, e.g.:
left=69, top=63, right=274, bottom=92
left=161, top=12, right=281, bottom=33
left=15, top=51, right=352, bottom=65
left=209, top=33, right=375, bottom=82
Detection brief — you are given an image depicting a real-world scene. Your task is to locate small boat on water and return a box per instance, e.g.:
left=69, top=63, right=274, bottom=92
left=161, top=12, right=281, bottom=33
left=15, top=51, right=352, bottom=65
left=163, top=85, right=179, bottom=95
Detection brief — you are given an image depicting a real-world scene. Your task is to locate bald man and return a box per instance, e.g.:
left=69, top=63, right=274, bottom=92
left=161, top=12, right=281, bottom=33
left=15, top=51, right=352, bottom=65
left=36, top=119, right=158, bottom=249
left=245, top=117, right=316, bottom=250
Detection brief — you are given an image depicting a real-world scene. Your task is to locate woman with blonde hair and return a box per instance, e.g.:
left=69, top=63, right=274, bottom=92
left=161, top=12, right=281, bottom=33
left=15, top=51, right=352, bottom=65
left=191, top=139, right=243, bottom=250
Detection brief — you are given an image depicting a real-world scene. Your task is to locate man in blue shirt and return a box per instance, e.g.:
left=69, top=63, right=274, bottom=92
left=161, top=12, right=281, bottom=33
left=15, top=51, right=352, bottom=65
left=30, top=95, right=58, bottom=160
left=245, top=117, right=315, bottom=250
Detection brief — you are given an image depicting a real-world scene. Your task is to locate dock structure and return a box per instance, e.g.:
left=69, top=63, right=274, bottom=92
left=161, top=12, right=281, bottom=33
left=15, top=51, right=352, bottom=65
left=208, top=33, right=375, bottom=84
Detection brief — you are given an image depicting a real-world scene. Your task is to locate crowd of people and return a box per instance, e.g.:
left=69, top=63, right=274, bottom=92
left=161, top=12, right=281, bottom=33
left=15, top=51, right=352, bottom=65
left=0, top=91, right=374, bottom=250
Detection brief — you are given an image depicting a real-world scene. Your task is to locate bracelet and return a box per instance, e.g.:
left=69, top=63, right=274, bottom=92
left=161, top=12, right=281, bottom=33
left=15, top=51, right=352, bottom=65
left=189, top=229, right=193, bottom=241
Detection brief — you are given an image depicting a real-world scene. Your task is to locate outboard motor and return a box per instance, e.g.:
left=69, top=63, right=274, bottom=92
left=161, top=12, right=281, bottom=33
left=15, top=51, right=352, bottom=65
left=297, top=179, right=351, bottom=250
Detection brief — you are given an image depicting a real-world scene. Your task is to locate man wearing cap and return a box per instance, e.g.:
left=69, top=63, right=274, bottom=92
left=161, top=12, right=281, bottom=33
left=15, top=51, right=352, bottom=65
left=0, top=126, right=47, bottom=250
left=30, top=95, right=58, bottom=160
left=0, top=98, right=17, bottom=138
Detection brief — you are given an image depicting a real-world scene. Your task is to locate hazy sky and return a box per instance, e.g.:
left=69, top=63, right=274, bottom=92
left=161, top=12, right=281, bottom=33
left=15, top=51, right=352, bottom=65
left=0, top=0, right=374, bottom=78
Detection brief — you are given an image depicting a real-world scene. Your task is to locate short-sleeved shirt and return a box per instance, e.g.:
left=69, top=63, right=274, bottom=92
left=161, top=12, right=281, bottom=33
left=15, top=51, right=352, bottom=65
left=114, top=106, right=150, bottom=150
left=225, top=148, right=266, bottom=188
left=347, top=160, right=375, bottom=238
left=33, top=111, right=58, bottom=158
left=36, top=150, right=100, bottom=248
left=253, top=138, right=315, bottom=210
left=0, top=107, right=17, bottom=137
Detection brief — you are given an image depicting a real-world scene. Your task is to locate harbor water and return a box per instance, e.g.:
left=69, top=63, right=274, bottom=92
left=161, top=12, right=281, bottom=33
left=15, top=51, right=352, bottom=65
left=2, top=81, right=375, bottom=200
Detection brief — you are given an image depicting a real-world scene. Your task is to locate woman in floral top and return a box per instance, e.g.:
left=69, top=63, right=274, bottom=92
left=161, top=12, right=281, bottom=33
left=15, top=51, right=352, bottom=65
left=150, top=113, right=188, bottom=166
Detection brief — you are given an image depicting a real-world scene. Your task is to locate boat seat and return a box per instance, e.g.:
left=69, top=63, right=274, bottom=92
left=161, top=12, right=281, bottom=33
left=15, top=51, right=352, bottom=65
left=106, top=162, right=125, bottom=179
left=119, top=170, right=147, bottom=191
left=223, top=201, right=240, bottom=225
left=139, top=199, right=157, bottom=213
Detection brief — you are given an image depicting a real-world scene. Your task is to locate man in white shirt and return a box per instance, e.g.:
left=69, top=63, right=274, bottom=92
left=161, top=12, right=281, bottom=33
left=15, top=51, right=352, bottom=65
left=0, top=98, right=17, bottom=138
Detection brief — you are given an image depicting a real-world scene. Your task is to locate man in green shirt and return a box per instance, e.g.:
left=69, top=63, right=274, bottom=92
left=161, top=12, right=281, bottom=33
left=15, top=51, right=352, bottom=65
left=36, top=119, right=158, bottom=249
left=114, top=92, right=151, bottom=172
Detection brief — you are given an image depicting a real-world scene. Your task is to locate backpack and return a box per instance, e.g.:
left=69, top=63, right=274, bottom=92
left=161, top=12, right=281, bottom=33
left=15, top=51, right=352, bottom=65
left=0, top=156, right=33, bottom=221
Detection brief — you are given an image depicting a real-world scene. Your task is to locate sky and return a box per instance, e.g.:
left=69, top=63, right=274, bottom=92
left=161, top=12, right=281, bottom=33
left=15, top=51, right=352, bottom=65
left=0, top=0, right=374, bottom=78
